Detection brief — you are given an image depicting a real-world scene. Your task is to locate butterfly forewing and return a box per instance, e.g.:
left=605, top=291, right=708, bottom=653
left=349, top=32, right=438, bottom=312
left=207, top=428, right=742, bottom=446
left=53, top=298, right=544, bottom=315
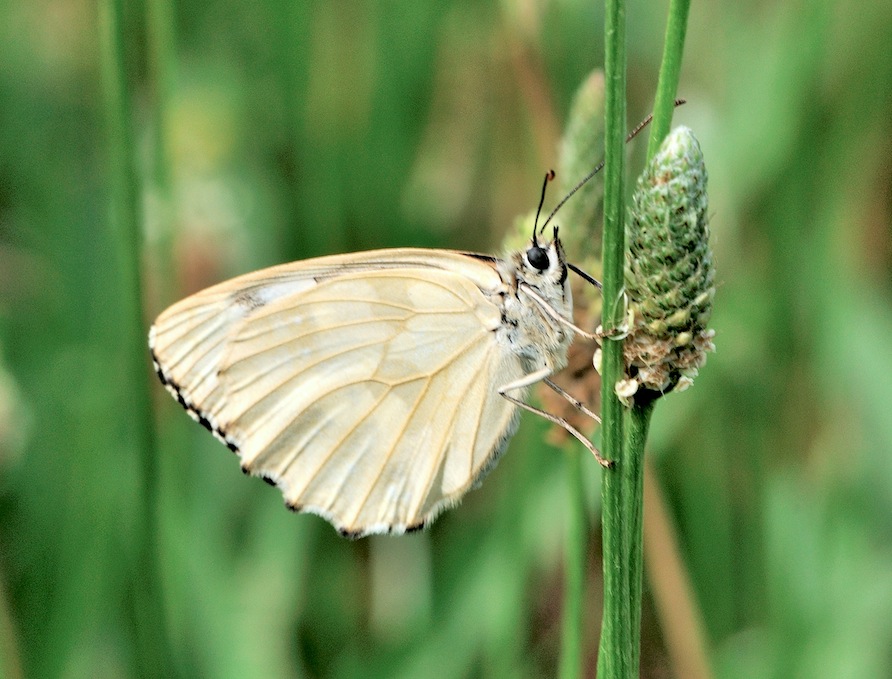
left=150, top=250, right=527, bottom=536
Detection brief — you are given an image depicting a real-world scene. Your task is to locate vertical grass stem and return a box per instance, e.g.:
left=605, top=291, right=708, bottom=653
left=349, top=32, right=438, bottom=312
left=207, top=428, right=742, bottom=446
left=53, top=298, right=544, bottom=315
left=98, top=0, right=175, bottom=675
left=597, top=0, right=629, bottom=674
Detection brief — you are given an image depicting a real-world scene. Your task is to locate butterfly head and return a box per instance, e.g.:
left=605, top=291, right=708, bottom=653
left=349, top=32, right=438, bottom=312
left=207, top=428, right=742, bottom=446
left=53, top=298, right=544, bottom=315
left=522, top=225, right=568, bottom=289
left=499, top=224, right=574, bottom=359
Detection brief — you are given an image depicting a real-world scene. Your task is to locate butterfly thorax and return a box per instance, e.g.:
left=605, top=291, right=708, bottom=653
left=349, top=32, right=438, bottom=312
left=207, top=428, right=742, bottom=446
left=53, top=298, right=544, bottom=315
left=493, top=237, right=574, bottom=373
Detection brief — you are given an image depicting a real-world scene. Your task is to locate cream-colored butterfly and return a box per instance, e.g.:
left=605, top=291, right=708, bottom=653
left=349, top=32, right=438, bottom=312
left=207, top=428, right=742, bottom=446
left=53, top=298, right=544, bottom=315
left=149, top=226, right=608, bottom=538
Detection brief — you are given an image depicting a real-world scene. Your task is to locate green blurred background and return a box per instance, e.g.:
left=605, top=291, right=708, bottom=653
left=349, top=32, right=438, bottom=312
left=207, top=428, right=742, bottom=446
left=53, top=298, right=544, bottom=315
left=2, top=1, right=891, bottom=677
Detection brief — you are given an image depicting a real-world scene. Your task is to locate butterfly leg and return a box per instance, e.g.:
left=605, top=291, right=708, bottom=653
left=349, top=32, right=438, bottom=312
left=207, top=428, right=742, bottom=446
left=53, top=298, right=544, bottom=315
left=520, top=283, right=633, bottom=342
left=595, top=322, right=631, bottom=340
left=498, top=369, right=613, bottom=468
left=596, top=290, right=633, bottom=340
left=543, top=378, right=600, bottom=423
left=519, top=284, right=600, bottom=340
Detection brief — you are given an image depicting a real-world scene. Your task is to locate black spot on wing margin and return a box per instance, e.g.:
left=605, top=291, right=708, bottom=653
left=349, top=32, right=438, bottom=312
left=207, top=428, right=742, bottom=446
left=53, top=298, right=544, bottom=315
left=149, top=344, right=241, bottom=455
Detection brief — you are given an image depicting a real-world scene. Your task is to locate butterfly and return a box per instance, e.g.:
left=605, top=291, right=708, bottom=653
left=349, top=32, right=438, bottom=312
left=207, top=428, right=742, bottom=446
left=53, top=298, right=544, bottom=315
left=149, top=222, right=609, bottom=538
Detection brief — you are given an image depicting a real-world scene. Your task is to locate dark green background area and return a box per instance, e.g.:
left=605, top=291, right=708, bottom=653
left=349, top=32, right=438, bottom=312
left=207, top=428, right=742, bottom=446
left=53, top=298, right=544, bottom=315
left=1, top=1, right=890, bottom=677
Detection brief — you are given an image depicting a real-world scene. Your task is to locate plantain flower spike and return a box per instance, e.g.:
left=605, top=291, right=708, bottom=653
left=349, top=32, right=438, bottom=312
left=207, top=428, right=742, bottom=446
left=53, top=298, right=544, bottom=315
left=557, top=70, right=605, bottom=260
left=502, top=70, right=606, bottom=442
left=617, top=126, right=716, bottom=403
left=503, top=68, right=605, bottom=260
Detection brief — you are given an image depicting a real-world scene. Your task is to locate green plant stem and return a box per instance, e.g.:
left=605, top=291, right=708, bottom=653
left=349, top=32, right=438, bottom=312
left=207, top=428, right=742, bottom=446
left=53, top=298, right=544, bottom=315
left=559, top=450, right=588, bottom=679
left=646, top=0, right=691, bottom=160
left=629, top=0, right=691, bottom=668
left=99, top=1, right=175, bottom=676
left=598, top=0, right=691, bottom=673
left=625, top=399, right=654, bottom=671
left=597, top=0, right=629, bottom=674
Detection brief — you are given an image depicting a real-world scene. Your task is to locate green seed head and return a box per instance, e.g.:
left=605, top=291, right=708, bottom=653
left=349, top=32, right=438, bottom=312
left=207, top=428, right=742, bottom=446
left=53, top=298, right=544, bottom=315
left=503, top=68, right=605, bottom=265
left=557, top=70, right=605, bottom=259
left=621, top=126, right=716, bottom=402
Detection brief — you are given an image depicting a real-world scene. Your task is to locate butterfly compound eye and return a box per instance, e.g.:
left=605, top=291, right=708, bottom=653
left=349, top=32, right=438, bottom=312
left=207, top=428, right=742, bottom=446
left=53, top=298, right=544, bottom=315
left=527, top=245, right=550, bottom=271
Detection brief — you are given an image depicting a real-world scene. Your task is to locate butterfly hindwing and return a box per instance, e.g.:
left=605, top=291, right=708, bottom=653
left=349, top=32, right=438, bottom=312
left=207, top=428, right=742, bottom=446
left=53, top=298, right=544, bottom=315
left=150, top=250, right=527, bottom=536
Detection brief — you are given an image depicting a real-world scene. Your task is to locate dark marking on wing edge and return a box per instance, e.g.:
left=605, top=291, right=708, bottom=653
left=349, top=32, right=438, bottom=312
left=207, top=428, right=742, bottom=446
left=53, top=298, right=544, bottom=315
left=460, top=252, right=498, bottom=263
left=150, top=339, right=484, bottom=538
left=197, top=413, right=213, bottom=432
left=338, top=521, right=426, bottom=540
left=150, top=346, right=241, bottom=455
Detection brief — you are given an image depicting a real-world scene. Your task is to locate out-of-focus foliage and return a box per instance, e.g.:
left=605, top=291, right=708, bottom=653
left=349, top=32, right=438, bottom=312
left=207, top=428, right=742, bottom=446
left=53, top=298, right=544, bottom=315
left=0, top=1, right=890, bottom=677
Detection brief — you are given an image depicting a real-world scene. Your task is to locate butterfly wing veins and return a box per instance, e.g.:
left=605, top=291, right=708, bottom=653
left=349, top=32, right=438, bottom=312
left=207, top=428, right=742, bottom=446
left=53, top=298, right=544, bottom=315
left=149, top=240, right=606, bottom=536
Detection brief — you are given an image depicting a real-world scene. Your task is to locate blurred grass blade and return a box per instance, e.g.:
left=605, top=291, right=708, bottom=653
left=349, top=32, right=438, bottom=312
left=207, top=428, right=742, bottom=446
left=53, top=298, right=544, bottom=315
left=643, top=462, right=713, bottom=679
left=98, top=0, right=176, bottom=675
left=559, top=450, right=588, bottom=679
left=556, top=69, right=605, bottom=679
left=0, top=568, right=22, bottom=679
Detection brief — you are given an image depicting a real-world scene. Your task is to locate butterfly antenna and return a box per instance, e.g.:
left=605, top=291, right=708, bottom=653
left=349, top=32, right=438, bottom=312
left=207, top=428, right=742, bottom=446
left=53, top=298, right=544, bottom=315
left=568, top=262, right=602, bottom=289
left=532, top=169, right=556, bottom=245
left=539, top=98, right=687, bottom=233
